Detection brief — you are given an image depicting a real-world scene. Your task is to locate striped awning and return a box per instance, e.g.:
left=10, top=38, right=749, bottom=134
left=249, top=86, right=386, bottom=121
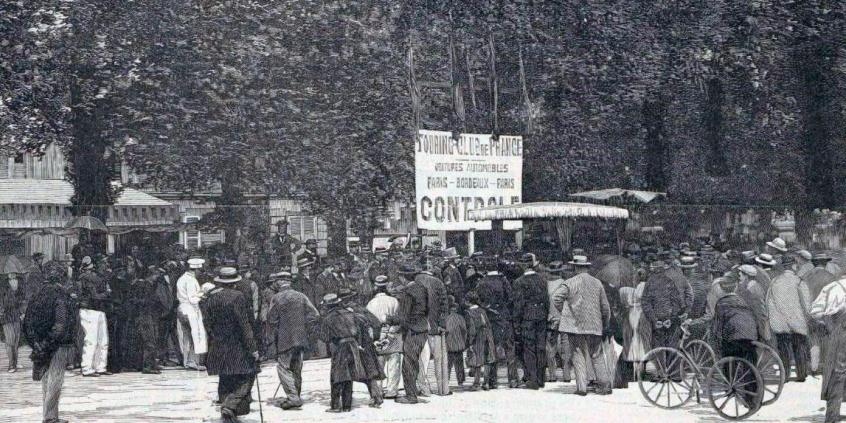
left=468, top=202, right=630, bottom=221
left=0, top=179, right=178, bottom=229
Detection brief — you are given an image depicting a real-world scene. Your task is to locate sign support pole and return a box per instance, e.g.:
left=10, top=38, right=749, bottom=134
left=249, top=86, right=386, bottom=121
left=467, top=229, right=475, bottom=256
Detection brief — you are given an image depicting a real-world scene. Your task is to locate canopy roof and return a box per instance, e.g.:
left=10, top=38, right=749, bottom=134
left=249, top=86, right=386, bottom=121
left=468, top=202, right=629, bottom=221
left=569, top=188, right=666, bottom=204
left=0, top=179, right=171, bottom=207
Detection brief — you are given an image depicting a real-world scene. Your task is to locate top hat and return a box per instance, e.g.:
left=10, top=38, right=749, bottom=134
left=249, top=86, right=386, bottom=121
left=442, top=247, right=459, bottom=260
left=214, top=267, right=242, bottom=284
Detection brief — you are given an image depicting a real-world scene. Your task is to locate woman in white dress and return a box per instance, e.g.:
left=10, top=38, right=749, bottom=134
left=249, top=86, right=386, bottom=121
left=618, top=281, right=652, bottom=384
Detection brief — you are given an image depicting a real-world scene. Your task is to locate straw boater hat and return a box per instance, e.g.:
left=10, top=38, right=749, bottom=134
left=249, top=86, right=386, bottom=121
left=374, top=275, right=389, bottom=288
left=766, top=237, right=788, bottom=252
left=187, top=257, right=205, bottom=269
left=568, top=255, right=592, bottom=267
left=214, top=267, right=242, bottom=284
left=520, top=253, right=539, bottom=268
left=678, top=256, right=698, bottom=269
left=322, top=293, right=341, bottom=306
left=755, top=253, right=777, bottom=266
left=649, top=260, right=669, bottom=272
left=547, top=261, right=565, bottom=274
left=738, top=264, right=758, bottom=277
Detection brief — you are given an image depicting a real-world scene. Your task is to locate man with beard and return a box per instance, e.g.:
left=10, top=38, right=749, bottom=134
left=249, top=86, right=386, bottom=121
left=512, top=254, right=549, bottom=389
left=477, top=268, right=518, bottom=389
left=202, top=267, right=260, bottom=422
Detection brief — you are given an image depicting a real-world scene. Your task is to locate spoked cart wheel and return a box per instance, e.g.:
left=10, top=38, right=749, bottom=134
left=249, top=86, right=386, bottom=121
left=706, top=357, right=764, bottom=420
left=752, top=341, right=786, bottom=406
left=684, top=339, right=717, bottom=402
left=637, top=347, right=695, bottom=409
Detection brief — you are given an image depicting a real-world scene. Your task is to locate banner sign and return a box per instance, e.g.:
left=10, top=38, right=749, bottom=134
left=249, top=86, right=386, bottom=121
left=415, top=129, right=523, bottom=231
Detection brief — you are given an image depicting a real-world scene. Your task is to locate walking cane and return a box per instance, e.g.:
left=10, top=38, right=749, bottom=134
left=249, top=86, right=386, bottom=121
left=254, top=374, right=265, bottom=423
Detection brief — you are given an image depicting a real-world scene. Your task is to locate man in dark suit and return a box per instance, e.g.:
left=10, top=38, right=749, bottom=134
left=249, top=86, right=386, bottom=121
left=389, top=267, right=430, bottom=404
left=513, top=254, right=549, bottom=389
left=477, top=268, right=518, bottom=388
left=266, top=272, right=319, bottom=410
left=23, top=261, right=78, bottom=423
left=415, top=269, right=450, bottom=396
left=201, top=267, right=260, bottom=423
left=270, top=219, right=302, bottom=269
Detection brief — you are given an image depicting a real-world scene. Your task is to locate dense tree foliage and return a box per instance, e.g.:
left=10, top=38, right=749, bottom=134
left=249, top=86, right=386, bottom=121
left=3, top=1, right=846, bottom=248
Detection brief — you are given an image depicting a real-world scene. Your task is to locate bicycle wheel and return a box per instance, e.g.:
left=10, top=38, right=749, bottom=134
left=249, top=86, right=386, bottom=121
left=637, top=347, right=694, bottom=409
left=707, top=357, right=764, bottom=420
left=684, top=339, right=717, bottom=374
left=752, top=341, right=786, bottom=406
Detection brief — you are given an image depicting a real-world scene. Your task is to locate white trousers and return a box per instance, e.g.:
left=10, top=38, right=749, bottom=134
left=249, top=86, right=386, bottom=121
left=79, top=309, right=108, bottom=375
left=176, top=315, right=198, bottom=368
left=380, top=353, right=402, bottom=397
left=417, top=334, right=450, bottom=395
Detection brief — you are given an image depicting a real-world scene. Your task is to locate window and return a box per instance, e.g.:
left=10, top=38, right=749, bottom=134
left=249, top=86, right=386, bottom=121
left=289, top=215, right=328, bottom=255
left=183, top=216, right=201, bottom=249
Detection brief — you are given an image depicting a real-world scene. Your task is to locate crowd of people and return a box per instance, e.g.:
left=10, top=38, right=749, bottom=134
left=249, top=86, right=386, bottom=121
left=3, top=228, right=846, bottom=423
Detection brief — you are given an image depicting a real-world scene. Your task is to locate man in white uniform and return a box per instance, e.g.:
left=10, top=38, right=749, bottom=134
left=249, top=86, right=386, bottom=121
left=176, top=257, right=208, bottom=370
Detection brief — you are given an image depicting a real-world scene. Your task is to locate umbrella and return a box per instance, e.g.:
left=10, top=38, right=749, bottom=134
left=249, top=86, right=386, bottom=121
left=569, top=188, right=666, bottom=204
left=591, top=255, right=636, bottom=288
left=0, top=255, right=30, bottom=274
left=65, top=215, right=108, bottom=232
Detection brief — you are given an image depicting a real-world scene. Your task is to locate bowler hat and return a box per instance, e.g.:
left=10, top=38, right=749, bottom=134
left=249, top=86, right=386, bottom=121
left=812, top=253, right=833, bottom=263
left=214, top=267, right=242, bottom=284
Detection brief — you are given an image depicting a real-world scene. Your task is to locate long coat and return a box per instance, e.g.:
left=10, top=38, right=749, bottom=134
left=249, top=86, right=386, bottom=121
left=350, top=304, right=384, bottom=381
left=319, top=306, right=366, bottom=383
left=552, top=272, right=610, bottom=336
left=266, top=287, right=319, bottom=356
left=0, top=278, right=25, bottom=324
left=465, top=306, right=496, bottom=367
left=766, top=270, right=811, bottom=336
left=200, top=288, right=258, bottom=376
left=416, top=272, right=449, bottom=332
left=809, top=279, right=846, bottom=400
left=445, top=311, right=467, bottom=352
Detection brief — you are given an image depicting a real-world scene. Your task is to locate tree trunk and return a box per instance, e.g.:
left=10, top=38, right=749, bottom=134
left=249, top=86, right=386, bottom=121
left=642, top=96, right=668, bottom=191
left=794, top=207, right=814, bottom=247
left=325, top=213, right=348, bottom=258
left=219, top=170, right=245, bottom=255
left=797, top=42, right=835, bottom=211
left=704, top=78, right=727, bottom=176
